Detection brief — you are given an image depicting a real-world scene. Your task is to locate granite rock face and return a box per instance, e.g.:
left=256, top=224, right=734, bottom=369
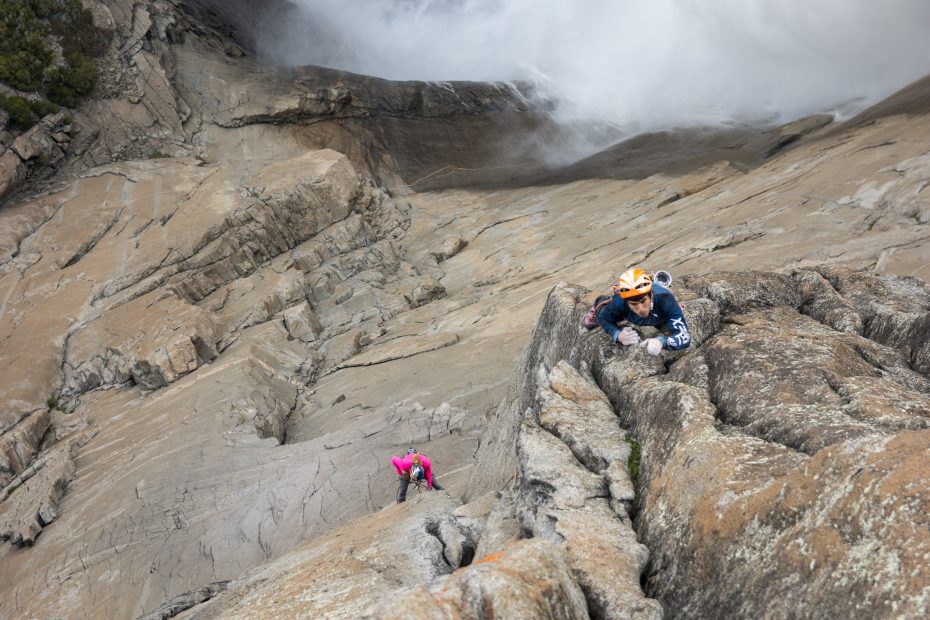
left=172, top=351, right=658, bottom=620
left=0, top=149, right=480, bottom=619
left=1, top=2, right=929, bottom=619
left=471, top=275, right=929, bottom=619
left=150, top=271, right=928, bottom=620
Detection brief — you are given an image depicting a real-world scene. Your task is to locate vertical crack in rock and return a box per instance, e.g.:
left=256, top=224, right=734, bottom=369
left=424, top=520, right=454, bottom=571
left=62, top=207, right=126, bottom=269
left=512, top=392, right=661, bottom=619
left=537, top=361, right=637, bottom=517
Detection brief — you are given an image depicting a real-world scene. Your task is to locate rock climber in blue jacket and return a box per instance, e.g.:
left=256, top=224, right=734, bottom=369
left=597, top=267, right=691, bottom=355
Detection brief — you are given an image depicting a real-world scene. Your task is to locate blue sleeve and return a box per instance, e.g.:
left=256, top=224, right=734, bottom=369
left=597, top=297, right=625, bottom=342
left=657, top=293, right=691, bottom=350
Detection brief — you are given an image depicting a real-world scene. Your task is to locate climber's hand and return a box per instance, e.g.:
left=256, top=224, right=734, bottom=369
left=644, top=338, right=663, bottom=355
left=617, top=327, right=641, bottom=346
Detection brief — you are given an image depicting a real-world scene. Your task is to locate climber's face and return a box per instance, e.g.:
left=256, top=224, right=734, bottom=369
left=626, top=293, right=652, bottom=318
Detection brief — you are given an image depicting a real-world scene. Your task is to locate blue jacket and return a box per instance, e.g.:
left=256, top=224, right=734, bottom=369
left=596, top=284, right=691, bottom=351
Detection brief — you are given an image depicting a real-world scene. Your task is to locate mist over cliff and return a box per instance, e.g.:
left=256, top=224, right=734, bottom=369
left=260, top=0, right=930, bottom=137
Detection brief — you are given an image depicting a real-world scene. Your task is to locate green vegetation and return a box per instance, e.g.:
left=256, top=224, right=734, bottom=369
left=625, top=435, right=641, bottom=486
left=46, top=390, right=72, bottom=412
left=0, top=0, right=109, bottom=127
left=47, top=52, right=99, bottom=108
left=0, top=92, right=58, bottom=129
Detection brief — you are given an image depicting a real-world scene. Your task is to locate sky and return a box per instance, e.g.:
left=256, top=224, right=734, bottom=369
left=259, top=1, right=930, bottom=140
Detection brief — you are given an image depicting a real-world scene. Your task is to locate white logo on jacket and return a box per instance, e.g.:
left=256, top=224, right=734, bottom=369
left=667, top=317, right=690, bottom=346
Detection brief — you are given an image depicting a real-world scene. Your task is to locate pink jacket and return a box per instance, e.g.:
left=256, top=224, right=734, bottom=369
left=391, top=454, right=434, bottom=488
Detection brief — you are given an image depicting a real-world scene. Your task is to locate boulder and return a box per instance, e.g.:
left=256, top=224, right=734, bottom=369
left=365, top=540, right=591, bottom=620
left=406, top=276, right=446, bottom=308
left=282, top=302, right=321, bottom=342
left=431, top=235, right=468, bottom=263
left=0, top=150, right=25, bottom=203
left=820, top=267, right=930, bottom=377
left=678, top=270, right=801, bottom=314
left=12, top=125, right=64, bottom=165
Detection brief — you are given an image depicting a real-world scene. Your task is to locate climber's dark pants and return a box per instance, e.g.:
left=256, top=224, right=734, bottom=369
left=396, top=474, right=443, bottom=503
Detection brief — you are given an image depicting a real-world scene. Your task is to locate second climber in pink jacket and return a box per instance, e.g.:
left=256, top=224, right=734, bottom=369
left=391, top=447, right=444, bottom=503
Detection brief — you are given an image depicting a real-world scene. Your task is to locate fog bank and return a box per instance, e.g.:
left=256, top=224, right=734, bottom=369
left=259, top=1, right=930, bottom=140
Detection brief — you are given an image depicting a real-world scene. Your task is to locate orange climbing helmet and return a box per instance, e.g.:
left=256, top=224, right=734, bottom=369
left=613, top=268, right=653, bottom=299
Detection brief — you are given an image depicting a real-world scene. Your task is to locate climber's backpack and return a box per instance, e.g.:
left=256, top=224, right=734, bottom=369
left=581, top=295, right=613, bottom=331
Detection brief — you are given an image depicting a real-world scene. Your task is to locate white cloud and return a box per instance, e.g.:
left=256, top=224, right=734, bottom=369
left=261, top=1, right=930, bottom=137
